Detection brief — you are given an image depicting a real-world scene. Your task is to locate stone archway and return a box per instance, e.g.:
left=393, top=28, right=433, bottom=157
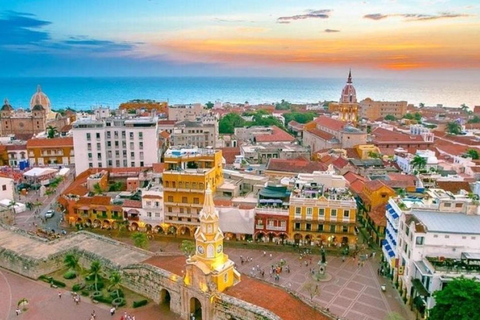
left=154, top=225, right=164, bottom=234
left=159, top=289, right=171, bottom=311
left=179, top=226, right=191, bottom=237
left=190, top=297, right=202, bottom=319
left=294, top=233, right=303, bottom=244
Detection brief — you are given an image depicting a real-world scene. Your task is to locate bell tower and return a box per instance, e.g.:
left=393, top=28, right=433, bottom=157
left=184, top=185, right=240, bottom=293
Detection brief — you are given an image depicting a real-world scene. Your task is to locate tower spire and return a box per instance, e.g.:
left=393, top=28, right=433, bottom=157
left=37, top=84, right=42, bottom=93
left=200, top=184, right=217, bottom=220
left=347, top=69, right=352, bottom=84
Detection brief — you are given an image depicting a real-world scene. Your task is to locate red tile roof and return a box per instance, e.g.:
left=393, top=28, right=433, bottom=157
left=219, top=147, right=240, bottom=165
left=332, top=157, right=349, bottom=169
left=288, top=120, right=305, bottom=131
left=26, top=137, right=73, bottom=148
left=368, top=204, right=387, bottom=227
left=436, top=181, right=472, bottom=194
left=372, top=127, right=425, bottom=144
left=213, top=199, right=233, bottom=207
left=313, top=116, right=345, bottom=131
left=60, top=124, right=72, bottom=133
left=364, top=180, right=388, bottom=191
left=123, top=200, right=142, bottom=208
left=349, top=180, right=365, bottom=194
left=159, top=131, right=170, bottom=139
left=305, top=127, right=336, bottom=141
left=5, top=144, right=26, bottom=151
left=226, top=276, right=329, bottom=320
left=343, top=171, right=365, bottom=184
left=77, top=196, right=112, bottom=206
left=266, top=158, right=326, bottom=173
left=255, top=126, right=295, bottom=143
left=152, top=163, right=165, bottom=173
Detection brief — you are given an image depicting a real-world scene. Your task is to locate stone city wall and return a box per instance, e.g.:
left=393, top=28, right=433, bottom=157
left=215, top=294, right=282, bottom=320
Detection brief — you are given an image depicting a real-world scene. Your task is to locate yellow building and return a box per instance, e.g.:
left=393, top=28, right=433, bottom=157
left=184, top=186, right=240, bottom=293
left=26, top=137, right=74, bottom=166
left=359, top=98, right=407, bottom=121
left=288, top=184, right=357, bottom=248
left=163, top=148, right=224, bottom=235
left=328, top=70, right=359, bottom=124
left=72, top=196, right=123, bottom=228
left=355, top=144, right=382, bottom=160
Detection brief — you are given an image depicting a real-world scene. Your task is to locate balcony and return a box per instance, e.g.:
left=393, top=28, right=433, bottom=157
left=255, top=224, right=264, bottom=230
left=127, top=216, right=140, bottom=221
left=255, top=207, right=289, bottom=217
left=266, top=225, right=287, bottom=231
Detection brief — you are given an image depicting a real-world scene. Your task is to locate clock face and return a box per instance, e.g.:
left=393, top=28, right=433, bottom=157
left=197, top=245, right=204, bottom=254
left=216, top=245, right=223, bottom=253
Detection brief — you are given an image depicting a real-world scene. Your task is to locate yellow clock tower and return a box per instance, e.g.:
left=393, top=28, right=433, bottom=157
left=184, top=185, right=240, bottom=293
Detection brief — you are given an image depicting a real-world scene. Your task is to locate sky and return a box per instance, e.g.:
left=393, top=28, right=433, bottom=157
left=0, top=0, right=479, bottom=78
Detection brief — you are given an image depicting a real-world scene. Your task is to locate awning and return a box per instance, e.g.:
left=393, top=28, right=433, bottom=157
left=412, top=279, right=430, bottom=297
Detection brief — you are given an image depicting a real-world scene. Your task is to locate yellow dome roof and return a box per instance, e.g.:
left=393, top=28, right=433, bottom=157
left=30, top=85, right=51, bottom=113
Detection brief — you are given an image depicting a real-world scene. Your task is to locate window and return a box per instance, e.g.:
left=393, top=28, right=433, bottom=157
left=295, top=207, right=301, bottom=216
left=88, top=162, right=93, bottom=168
left=2, top=185, right=6, bottom=191
left=98, top=163, right=102, bottom=168
left=319, top=208, right=325, bottom=216
left=167, top=196, right=173, bottom=202
left=295, top=222, right=301, bottom=230
left=87, top=143, right=92, bottom=150
left=306, top=223, right=311, bottom=231
left=129, top=132, right=134, bottom=139
left=455, top=203, right=462, bottom=208
left=415, top=236, right=424, bottom=245
left=343, top=210, right=349, bottom=218
left=139, top=142, right=143, bottom=149
left=107, top=141, right=111, bottom=147
left=106, top=132, right=111, bottom=139
left=306, top=208, right=313, bottom=217
left=131, top=162, right=135, bottom=167
left=147, top=212, right=152, bottom=218
left=444, top=202, right=451, bottom=207
left=445, top=235, right=450, bottom=239
left=193, top=198, right=199, bottom=204
left=342, top=226, right=348, bottom=233
left=88, top=153, right=92, bottom=159
left=330, top=225, right=336, bottom=233
left=317, top=224, right=324, bottom=232
left=130, top=142, right=134, bottom=149
left=182, top=197, right=187, bottom=203
left=96, top=133, right=100, bottom=139
left=97, top=143, right=101, bottom=150
left=331, top=209, right=337, bottom=217
left=115, top=141, right=119, bottom=147
left=180, top=208, right=184, bottom=214
left=433, top=234, right=438, bottom=238
left=139, top=132, right=143, bottom=140
left=168, top=207, right=172, bottom=213
left=86, top=133, right=91, bottom=141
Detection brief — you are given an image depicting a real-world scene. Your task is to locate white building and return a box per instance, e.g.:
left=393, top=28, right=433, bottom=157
left=0, top=176, right=14, bottom=201
left=142, top=190, right=164, bottom=223
left=395, top=149, right=438, bottom=174
left=397, top=210, right=480, bottom=315
left=72, top=115, right=159, bottom=176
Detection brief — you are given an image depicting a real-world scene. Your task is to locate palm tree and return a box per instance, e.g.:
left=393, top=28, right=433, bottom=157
left=93, top=183, right=103, bottom=195
left=460, top=104, right=469, bottom=113
left=46, top=125, right=58, bottom=139
left=108, top=271, right=122, bottom=291
left=410, top=155, right=427, bottom=172
left=64, top=253, right=80, bottom=280
left=465, top=149, right=479, bottom=160
left=88, top=260, right=102, bottom=291
left=446, top=121, right=462, bottom=135
left=8, top=200, right=17, bottom=224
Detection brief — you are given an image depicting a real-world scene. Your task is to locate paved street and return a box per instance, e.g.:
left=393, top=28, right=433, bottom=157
left=0, top=268, right=180, bottom=320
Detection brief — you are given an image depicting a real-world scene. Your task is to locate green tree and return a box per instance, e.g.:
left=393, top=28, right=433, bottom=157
left=88, top=260, right=102, bottom=292
left=283, top=112, right=316, bottom=125
left=108, top=271, right=122, bottom=291
left=275, top=99, right=291, bottom=110
left=460, top=104, right=469, bottom=112
left=180, top=240, right=195, bottom=257
left=205, top=101, right=214, bottom=109
left=384, top=114, right=397, bottom=121
left=403, top=113, right=414, bottom=120
left=46, top=125, right=58, bottom=139
left=414, top=112, right=422, bottom=122
left=468, top=115, right=480, bottom=124
left=429, top=277, right=480, bottom=320
left=93, top=183, right=103, bottom=195
left=446, top=121, right=462, bottom=135
left=465, top=149, right=480, bottom=160
left=419, top=102, right=425, bottom=108
left=219, top=113, right=246, bottom=134
left=64, top=253, right=81, bottom=282
left=410, top=155, right=427, bottom=172
left=131, top=232, right=148, bottom=249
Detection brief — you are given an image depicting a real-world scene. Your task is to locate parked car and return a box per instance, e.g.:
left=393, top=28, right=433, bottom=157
left=16, top=183, right=31, bottom=191
left=45, top=210, right=55, bottom=218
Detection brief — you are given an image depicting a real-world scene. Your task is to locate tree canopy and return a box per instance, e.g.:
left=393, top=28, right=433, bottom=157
left=180, top=240, right=196, bottom=257
left=283, top=112, right=316, bottom=125
left=385, top=114, right=397, bottom=121
left=131, top=232, right=148, bottom=249
left=446, top=121, right=462, bottom=135
left=219, top=113, right=246, bottom=134
left=205, top=101, right=214, bottom=109
left=465, top=149, right=479, bottom=160
left=275, top=99, right=291, bottom=110
left=429, top=277, right=480, bottom=320
left=410, top=155, right=427, bottom=171
left=468, top=115, right=480, bottom=124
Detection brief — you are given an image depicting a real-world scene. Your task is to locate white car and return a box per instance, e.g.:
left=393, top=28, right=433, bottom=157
left=45, top=210, right=55, bottom=218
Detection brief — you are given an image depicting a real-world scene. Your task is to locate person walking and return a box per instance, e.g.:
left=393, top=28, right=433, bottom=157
left=110, top=306, right=116, bottom=316
left=58, top=291, right=62, bottom=298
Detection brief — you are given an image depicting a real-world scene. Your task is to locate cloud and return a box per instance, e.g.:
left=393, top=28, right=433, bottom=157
left=363, top=12, right=472, bottom=21
left=0, top=11, right=51, bottom=45
left=0, top=10, right=139, bottom=56
left=324, top=29, right=340, bottom=33
left=363, top=13, right=388, bottom=20
left=277, top=9, right=331, bottom=23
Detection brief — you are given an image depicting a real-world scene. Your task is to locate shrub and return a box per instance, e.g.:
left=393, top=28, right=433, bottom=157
left=51, top=279, right=66, bottom=288
left=39, top=275, right=53, bottom=283
left=91, top=291, right=103, bottom=299
left=63, top=270, right=76, bottom=279
left=81, top=290, right=89, bottom=297
left=112, top=297, right=126, bottom=307
left=86, top=282, right=104, bottom=291
left=109, top=289, right=124, bottom=299
left=96, top=295, right=114, bottom=304
left=133, top=299, right=148, bottom=308
left=72, top=283, right=86, bottom=292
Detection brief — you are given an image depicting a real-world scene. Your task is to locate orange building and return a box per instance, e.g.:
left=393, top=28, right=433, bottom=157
left=71, top=196, right=123, bottom=228
left=26, top=137, right=74, bottom=166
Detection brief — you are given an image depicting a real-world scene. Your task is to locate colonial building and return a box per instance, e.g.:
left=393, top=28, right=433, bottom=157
left=303, top=115, right=367, bottom=152
left=171, top=119, right=217, bottom=148
left=168, top=103, right=206, bottom=121
left=26, top=137, right=74, bottom=166
left=359, top=98, right=408, bottom=121
left=163, top=148, right=224, bottom=234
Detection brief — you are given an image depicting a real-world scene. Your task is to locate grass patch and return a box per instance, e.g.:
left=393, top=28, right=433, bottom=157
left=133, top=299, right=148, bottom=308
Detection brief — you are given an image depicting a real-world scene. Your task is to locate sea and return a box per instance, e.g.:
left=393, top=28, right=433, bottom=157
left=0, top=77, right=478, bottom=110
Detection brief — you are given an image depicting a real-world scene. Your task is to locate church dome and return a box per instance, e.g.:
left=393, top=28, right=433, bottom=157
left=340, top=70, right=357, bottom=104
left=30, top=85, right=51, bottom=113
left=1, top=98, right=13, bottom=111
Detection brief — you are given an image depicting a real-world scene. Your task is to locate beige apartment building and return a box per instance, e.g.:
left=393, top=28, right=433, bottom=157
left=359, top=98, right=408, bottom=121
